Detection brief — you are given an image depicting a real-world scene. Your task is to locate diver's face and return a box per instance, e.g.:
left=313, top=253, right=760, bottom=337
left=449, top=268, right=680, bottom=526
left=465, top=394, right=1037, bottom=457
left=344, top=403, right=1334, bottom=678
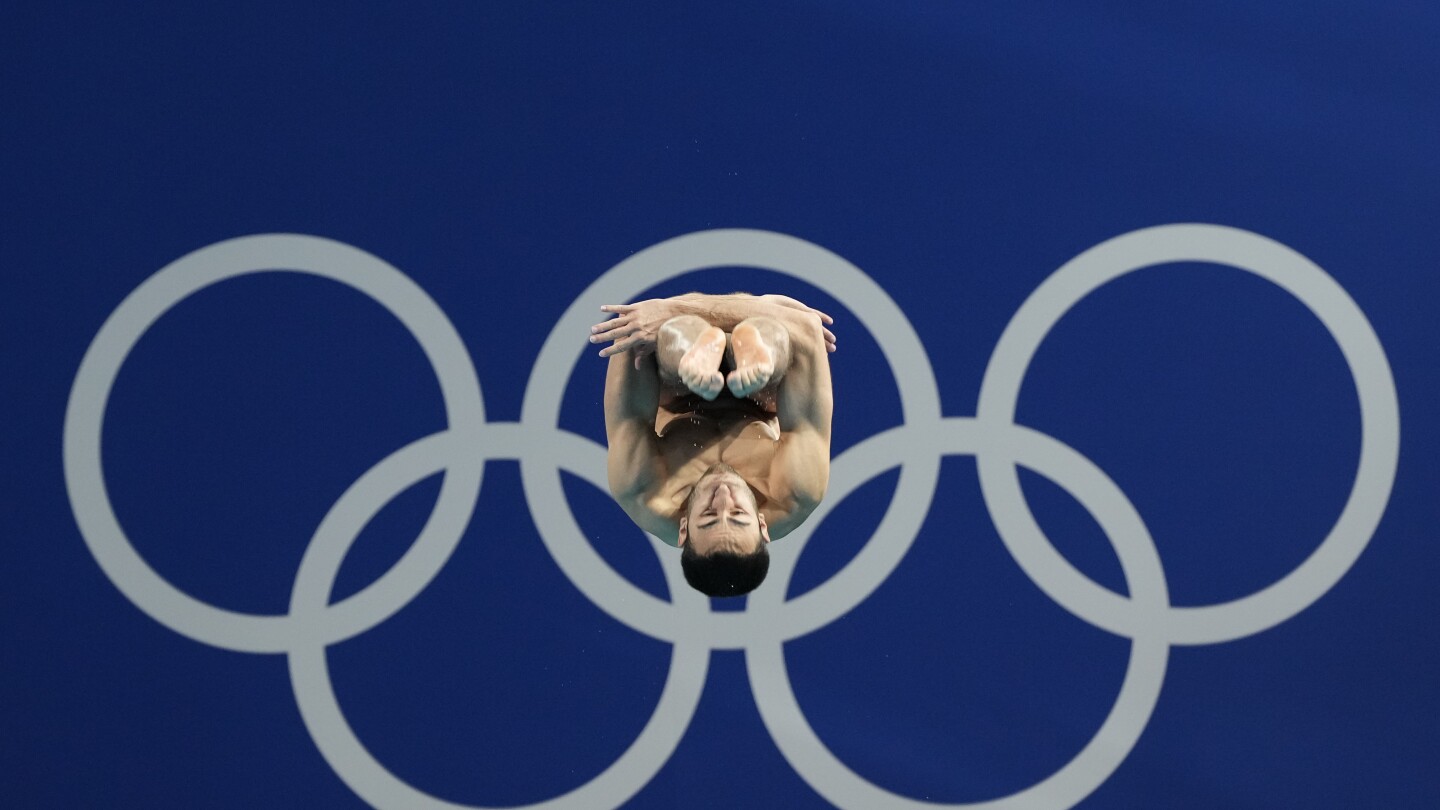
left=679, top=467, right=769, bottom=554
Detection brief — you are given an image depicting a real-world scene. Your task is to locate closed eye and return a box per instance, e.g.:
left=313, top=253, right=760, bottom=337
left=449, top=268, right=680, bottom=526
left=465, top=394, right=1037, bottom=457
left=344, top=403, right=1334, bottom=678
left=699, top=515, right=750, bottom=529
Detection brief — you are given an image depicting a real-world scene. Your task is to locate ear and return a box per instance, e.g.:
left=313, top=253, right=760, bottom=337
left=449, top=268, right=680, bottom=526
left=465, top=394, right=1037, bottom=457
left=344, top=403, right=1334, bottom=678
left=757, top=512, right=771, bottom=544
left=677, top=516, right=688, bottom=547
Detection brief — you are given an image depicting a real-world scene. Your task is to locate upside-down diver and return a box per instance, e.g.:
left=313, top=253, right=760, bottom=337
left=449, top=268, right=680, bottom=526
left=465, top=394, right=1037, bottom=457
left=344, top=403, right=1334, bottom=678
left=590, top=293, right=837, bottom=596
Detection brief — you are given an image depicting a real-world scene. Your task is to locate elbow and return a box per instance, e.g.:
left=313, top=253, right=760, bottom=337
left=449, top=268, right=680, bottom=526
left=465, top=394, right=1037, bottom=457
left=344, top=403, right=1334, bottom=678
left=607, top=461, right=652, bottom=506
left=791, top=479, right=826, bottom=515
left=783, top=313, right=826, bottom=354
left=607, top=470, right=638, bottom=503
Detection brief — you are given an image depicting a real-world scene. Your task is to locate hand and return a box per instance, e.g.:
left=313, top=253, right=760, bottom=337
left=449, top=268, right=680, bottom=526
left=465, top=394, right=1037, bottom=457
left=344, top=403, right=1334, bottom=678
left=760, top=294, right=838, bottom=353
left=589, top=298, right=679, bottom=367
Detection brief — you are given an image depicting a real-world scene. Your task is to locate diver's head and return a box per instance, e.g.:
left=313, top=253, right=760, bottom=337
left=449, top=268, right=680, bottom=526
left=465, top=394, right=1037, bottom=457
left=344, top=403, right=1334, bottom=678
left=677, top=463, right=771, bottom=597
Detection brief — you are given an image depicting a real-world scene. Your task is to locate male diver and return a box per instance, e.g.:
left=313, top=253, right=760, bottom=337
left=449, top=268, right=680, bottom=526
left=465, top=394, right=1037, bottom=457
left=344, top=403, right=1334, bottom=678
left=590, top=293, right=836, bottom=597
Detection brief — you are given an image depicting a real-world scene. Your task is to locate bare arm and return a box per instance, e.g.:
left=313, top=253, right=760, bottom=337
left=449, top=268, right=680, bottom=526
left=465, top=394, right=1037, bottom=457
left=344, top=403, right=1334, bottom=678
left=603, top=352, right=679, bottom=543
left=762, top=314, right=834, bottom=538
left=590, top=294, right=835, bottom=361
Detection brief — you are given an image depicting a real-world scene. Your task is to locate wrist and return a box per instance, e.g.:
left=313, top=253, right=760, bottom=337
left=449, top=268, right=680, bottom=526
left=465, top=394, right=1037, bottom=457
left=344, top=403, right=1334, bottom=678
left=663, top=297, right=700, bottom=321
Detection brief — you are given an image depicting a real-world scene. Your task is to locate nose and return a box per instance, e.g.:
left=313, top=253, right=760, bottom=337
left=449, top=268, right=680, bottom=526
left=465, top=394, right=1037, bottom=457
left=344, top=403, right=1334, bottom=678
left=708, top=483, right=736, bottom=509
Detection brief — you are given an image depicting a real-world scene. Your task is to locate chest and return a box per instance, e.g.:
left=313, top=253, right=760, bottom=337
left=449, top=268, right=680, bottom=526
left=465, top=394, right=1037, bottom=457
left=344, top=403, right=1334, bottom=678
left=655, top=415, right=780, bottom=508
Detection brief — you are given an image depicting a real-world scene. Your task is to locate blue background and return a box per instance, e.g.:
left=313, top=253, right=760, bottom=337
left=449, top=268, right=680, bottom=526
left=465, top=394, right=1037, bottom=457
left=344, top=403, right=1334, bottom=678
left=4, top=2, right=1438, bottom=807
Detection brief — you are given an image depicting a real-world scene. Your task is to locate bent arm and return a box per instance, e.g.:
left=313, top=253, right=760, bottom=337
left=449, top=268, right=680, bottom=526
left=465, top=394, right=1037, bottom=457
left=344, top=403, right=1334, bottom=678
left=603, top=352, right=679, bottom=543
left=764, top=316, right=834, bottom=538
left=673, top=294, right=817, bottom=335
left=593, top=293, right=835, bottom=359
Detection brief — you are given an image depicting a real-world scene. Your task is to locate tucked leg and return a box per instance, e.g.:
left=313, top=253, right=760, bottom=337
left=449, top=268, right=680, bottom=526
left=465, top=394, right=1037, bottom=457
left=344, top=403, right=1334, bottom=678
left=727, top=316, right=791, bottom=399
left=658, top=314, right=727, bottom=400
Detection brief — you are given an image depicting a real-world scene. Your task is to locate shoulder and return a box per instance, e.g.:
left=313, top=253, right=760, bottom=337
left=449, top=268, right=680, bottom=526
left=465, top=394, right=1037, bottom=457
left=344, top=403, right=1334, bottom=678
left=614, top=489, right=682, bottom=547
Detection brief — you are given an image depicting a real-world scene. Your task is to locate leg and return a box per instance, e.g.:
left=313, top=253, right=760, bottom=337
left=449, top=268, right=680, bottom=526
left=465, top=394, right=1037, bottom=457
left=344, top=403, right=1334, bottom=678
left=657, top=314, right=727, bottom=400
left=727, top=316, right=791, bottom=399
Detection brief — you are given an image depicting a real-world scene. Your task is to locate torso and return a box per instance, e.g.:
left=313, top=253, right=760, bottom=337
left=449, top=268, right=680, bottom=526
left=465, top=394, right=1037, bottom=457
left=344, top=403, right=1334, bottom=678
left=654, top=392, right=781, bottom=520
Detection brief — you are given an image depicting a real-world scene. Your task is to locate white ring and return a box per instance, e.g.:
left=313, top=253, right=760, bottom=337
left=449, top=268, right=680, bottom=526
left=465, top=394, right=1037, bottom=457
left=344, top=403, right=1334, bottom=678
left=286, top=427, right=712, bottom=810
left=749, top=418, right=1171, bottom=809
left=63, top=234, right=487, bottom=653
left=976, top=223, right=1400, bottom=644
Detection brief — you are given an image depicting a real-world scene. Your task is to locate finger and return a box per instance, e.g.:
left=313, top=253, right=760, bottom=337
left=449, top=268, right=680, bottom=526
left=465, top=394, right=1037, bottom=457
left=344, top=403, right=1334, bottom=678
left=599, top=304, right=634, bottom=313
left=811, top=308, right=834, bottom=325
left=599, top=335, right=642, bottom=357
left=589, top=315, right=633, bottom=338
left=822, top=327, right=836, bottom=344
left=590, top=323, right=636, bottom=344
left=631, top=345, right=654, bottom=369
left=591, top=313, right=630, bottom=333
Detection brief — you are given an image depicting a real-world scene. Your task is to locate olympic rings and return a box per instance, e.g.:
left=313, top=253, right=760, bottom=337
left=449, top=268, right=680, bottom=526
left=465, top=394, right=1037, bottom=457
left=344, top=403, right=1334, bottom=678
left=65, top=225, right=1400, bottom=809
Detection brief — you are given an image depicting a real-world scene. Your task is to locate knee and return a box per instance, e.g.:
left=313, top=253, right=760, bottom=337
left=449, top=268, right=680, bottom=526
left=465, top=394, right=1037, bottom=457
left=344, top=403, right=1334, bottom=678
left=739, top=316, right=791, bottom=351
left=658, top=314, right=716, bottom=354
left=659, top=314, right=709, bottom=337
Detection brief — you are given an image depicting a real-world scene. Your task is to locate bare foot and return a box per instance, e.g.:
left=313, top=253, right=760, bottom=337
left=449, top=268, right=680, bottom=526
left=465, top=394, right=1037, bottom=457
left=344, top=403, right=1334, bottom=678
left=727, top=321, right=776, bottom=398
left=678, top=326, right=727, bottom=400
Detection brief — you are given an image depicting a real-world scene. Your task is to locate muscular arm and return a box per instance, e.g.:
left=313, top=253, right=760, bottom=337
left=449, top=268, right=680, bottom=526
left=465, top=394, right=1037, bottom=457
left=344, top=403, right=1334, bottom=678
left=603, top=352, right=679, bottom=543
left=593, top=293, right=836, bottom=359
left=762, top=313, right=834, bottom=538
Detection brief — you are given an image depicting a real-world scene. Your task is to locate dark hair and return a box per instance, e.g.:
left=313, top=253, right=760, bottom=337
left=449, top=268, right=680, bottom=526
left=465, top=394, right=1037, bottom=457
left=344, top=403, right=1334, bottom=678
left=680, top=542, right=770, bottom=597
